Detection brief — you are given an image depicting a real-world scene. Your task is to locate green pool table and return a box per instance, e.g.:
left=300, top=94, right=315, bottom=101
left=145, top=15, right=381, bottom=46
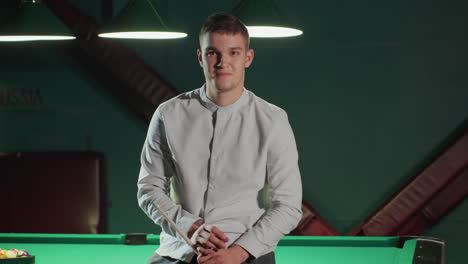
left=0, top=233, right=444, bottom=264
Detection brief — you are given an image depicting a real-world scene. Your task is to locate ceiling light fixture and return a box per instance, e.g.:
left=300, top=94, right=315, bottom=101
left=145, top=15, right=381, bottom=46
left=231, top=0, right=303, bottom=38
left=98, top=0, right=187, bottom=40
left=0, top=0, right=75, bottom=42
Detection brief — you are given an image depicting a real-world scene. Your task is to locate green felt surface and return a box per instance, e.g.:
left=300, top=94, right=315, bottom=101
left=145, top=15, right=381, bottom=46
left=1, top=243, right=155, bottom=264
left=0, top=234, right=417, bottom=264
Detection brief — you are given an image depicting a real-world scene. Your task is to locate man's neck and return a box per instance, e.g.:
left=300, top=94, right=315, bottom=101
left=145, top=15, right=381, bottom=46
left=205, top=85, right=244, bottom=107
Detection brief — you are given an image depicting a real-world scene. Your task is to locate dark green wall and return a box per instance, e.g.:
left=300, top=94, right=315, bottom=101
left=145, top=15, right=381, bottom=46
left=1, top=0, right=467, bottom=263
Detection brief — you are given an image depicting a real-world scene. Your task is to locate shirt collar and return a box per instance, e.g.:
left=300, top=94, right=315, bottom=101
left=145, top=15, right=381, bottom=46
left=199, top=85, right=249, bottom=113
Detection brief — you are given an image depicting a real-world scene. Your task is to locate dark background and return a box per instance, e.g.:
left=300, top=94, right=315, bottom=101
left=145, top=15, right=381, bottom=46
left=1, top=0, right=467, bottom=263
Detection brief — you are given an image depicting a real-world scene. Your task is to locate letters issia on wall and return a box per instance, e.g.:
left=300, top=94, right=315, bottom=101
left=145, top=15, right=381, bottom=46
left=0, top=88, right=43, bottom=106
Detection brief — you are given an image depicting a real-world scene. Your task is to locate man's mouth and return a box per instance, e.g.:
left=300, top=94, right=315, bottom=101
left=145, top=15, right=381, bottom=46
left=216, top=72, right=232, bottom=77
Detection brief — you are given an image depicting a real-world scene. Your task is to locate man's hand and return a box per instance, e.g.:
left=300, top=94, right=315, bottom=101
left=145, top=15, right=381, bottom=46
left=188, top=222, right=229, bottom=250
left=197, top=245, right=250, bottom=264
left=188, top=220, right=204, bottom=239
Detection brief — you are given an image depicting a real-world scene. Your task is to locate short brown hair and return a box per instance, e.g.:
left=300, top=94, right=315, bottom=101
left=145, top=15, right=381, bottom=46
left=199, top=13, right=250, bottom=48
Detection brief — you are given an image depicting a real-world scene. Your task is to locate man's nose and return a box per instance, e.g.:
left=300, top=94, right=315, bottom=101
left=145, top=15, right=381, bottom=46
left=215, top=54, right=227, bottom=68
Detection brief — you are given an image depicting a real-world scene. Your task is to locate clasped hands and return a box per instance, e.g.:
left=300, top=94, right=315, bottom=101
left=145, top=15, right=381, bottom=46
left=188, top=222, right=250, bottom=264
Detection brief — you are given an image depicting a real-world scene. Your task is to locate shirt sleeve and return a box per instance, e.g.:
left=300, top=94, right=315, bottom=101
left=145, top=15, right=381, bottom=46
left=137, top=106, right=202, bottom=241
left=234, top=109, right=303, bottom=258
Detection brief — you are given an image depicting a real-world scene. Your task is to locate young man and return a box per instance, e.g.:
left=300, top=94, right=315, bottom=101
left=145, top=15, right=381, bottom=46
left=138, top=13, right=302, bottom=264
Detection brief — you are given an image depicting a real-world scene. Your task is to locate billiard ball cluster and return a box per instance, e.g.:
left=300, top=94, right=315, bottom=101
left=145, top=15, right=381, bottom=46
left=0, top=249, right=31, bottom=259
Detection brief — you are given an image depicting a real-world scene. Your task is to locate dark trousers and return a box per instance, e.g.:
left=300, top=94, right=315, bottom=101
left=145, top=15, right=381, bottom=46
left=148, top=252, right=275, bottom=264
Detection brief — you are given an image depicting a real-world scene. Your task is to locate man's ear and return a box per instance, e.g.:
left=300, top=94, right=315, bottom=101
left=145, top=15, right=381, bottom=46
left=197, top=49, right=203, bottom=67
left=245, top=49, right=254, bottom=68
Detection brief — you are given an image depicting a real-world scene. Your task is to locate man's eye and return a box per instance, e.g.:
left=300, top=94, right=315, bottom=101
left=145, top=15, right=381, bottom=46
left=207, top=51, right=216, bottom=56
left=231, top=51, right=239, bottom=55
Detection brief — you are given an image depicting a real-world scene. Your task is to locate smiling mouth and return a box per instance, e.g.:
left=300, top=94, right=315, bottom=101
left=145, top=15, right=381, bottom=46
left=216, top=73, right=232, bottom=77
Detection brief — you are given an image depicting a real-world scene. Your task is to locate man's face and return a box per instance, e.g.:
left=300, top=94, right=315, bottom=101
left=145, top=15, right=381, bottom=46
left=198, top=32, right=254, bottom=93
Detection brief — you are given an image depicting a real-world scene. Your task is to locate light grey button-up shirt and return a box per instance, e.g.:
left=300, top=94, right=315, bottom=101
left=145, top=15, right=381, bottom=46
left=137, top=86, right=302, bottom=262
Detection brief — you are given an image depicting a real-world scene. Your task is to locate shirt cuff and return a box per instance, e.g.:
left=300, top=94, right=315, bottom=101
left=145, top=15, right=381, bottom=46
left=233, top=231, right=267, bottom=259
left=176, top=215, right=203, bottom=241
